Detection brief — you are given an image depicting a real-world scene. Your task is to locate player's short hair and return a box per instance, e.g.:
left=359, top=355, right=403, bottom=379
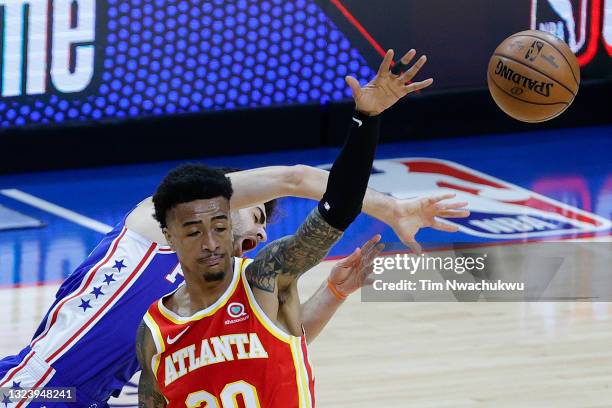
left=153, top=163, right=233, bottom=229
left=220, top=167, right=278, bottom=223
left=263, top=199, right=278, bottom=224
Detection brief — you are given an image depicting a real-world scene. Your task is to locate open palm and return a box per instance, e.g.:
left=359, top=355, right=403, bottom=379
left=346, top=49, right=434, bottom=116
left=329, top=235, right=385, bottom=297
left=388, top=194, right=469, bottom=253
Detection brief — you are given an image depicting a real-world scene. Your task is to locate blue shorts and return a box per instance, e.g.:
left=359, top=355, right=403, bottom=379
left=0, top=347, right=110, bottom=408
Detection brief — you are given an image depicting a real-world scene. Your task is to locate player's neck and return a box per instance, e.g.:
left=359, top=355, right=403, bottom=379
left=181, top=263, right=234, bottom=314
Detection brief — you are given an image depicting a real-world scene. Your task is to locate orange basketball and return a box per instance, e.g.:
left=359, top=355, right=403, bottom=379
left=487, top=30, right=580, bottom=123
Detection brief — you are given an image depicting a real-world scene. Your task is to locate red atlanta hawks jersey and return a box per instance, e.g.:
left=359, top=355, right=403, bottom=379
left=144, top=257, right=315, bottom=408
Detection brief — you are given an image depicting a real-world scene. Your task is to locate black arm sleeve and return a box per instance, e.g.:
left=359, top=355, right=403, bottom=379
left=317, top=110, right=380, bottom=231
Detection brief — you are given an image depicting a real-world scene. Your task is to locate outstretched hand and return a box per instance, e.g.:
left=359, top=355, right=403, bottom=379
left=327, top=193, right=469, bottom=297
left=328, top=234, right=385, bottom=298
left=346, top=49, right=434, bottom=116
left=385, top=193, right=470, bottom=254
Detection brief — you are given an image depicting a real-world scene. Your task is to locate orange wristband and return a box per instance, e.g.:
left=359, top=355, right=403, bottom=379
left=327, top=278, right=347, bottom=301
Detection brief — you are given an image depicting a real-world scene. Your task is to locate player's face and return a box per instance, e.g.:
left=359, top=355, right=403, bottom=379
left=164, top=197, right=234, bottom=283
left=231, top=204, right=268, bottom=257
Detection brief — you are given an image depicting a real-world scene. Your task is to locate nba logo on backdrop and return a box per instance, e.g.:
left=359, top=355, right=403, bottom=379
left=365, top=158, right=611, bottom=240
left=530, top=0, right=612, bottom=64
left=531, top=0, right=589, bottom=54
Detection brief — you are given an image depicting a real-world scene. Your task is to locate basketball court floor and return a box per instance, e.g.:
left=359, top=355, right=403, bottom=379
left=0, top=124, right=610, bottom=406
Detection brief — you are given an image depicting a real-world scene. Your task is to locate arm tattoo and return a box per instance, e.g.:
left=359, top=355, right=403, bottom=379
left=135, top=321, right=147, bottom=368
left=246, top=208, right=343, bottom=292
left=136, top=321, right=167, bottom=408
left=138, top=370, right=167, bottom=408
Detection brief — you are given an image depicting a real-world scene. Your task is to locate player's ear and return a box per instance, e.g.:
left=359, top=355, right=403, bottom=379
left=162, top=228, right=175, bottom=250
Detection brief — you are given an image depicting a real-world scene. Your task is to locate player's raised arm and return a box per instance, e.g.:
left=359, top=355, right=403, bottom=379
left=136, top=321, right=167, bottom=408
left=246, top=49, right=433, bottom=291
left=127, top=50, right=451, bottom=254
left=125, top=165, right=385, bottom=244
left=287, top=166, right=469, bottom=253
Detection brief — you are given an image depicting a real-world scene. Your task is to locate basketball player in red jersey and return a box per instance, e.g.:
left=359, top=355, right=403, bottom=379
left=136, top=49, right=436, bottom=407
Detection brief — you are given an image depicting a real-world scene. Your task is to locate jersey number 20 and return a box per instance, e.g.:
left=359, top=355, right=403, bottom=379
left=185, top=380, right=260, bottom=407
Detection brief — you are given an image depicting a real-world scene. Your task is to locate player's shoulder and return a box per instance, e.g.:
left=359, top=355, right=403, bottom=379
left=240, top=256, right=254, bottom=270
left=239, top=256, right=256, bottom=283
left=136, top=316, right=157, bottom=368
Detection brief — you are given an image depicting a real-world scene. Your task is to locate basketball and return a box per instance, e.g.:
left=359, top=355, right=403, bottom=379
left=487, top=30, right=580, bottom=123
left=2, top=2, right=612, bottom=406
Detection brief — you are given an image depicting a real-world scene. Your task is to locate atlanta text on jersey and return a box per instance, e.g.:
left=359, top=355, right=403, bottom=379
left=164, top=333, right=269, bottom=386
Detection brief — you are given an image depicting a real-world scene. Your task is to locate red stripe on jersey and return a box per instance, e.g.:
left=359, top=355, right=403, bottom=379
left=31, top=228, right=129, bottom=348
left=0, top=351, right=36, bottom=387
left=45, top=242, right=157, bottom=363
left=301, top=336, right=316, bottom=407
left=15, top=366, right=54, bottom=408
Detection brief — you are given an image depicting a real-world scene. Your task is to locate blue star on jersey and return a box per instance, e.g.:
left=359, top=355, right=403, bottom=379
left=113, top=259, right=126, bottom=272
left=103, top=273, right=116, bottom=285
left=79, top=299, right=92, bottom=312
left=2, top=393, right=11, bottom=407
left=90, top=286, right=104, bottom=299
left=10, top=381, right=20, bottom=390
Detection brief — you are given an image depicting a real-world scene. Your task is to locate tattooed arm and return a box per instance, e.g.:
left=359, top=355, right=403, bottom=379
left=136, top=321, right=167, bottom=408
left=245, top=50, right=434, bottom=293
left=246, top=208, right=343, bottom=293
